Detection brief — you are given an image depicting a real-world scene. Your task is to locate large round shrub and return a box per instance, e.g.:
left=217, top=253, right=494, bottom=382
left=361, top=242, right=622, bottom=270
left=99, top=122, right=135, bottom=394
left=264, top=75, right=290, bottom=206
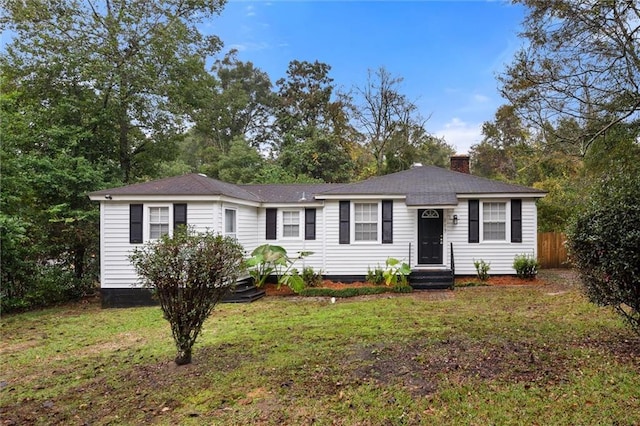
left=130, top=229, right=245, bottom=365
left=567, top=165, right=640, bottom=335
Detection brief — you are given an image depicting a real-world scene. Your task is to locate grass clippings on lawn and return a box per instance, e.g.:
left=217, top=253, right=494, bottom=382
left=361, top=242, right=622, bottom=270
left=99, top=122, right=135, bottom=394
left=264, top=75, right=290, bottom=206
left=1, top=269, right=639, bottom=425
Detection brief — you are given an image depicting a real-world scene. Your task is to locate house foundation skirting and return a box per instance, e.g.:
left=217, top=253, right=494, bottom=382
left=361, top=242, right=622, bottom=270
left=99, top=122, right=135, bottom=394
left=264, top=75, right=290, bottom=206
left=101, top=288, right=157, bottom=308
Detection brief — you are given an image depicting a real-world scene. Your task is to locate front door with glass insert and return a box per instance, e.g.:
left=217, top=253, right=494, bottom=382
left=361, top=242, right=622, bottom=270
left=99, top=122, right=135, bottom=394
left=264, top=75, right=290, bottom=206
left=418, top=209, right=443, bottom=264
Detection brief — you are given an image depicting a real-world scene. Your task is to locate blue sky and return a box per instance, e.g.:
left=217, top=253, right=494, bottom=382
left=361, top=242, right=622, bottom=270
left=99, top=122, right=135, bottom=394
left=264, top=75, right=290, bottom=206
left=205, top=0, right=527, bottom=154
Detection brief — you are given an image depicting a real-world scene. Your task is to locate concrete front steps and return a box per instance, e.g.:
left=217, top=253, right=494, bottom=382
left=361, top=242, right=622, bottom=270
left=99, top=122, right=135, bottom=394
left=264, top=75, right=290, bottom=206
left=409, top=269, right=454, bottom=290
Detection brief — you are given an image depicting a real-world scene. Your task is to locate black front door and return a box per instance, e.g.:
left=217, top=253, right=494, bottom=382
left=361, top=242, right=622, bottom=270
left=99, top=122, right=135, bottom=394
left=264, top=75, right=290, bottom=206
left=418, top=209, right=443, bottom=264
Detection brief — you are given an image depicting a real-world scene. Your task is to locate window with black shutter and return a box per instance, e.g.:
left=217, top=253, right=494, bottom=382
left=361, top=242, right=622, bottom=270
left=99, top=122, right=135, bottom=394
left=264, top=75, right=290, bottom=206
left=305, top=208, right=316, bottom=240
left=130, top=204, right=143, bottom=244
left=511, top=199, right=522, bottom=243
left=173, top=204, right=187, bottom=230
left=339, top=201, right=350, bottom=244
left=266, top=208, right=277, bottom=240
left=468, top=199, right=479, bottom=243
left=382, top=200, right=393, bottom=244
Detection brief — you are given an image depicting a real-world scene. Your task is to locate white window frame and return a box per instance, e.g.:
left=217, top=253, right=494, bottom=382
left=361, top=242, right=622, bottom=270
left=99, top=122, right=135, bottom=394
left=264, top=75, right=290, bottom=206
left=224, top=208, right=237, bottom=239
left=146, top=205, right=171, bottom=241
left=481, top=201, right=507, bottom=241
left=281, top=210, right=301, bottom=239
left=353, top=202, right=380, bottom=243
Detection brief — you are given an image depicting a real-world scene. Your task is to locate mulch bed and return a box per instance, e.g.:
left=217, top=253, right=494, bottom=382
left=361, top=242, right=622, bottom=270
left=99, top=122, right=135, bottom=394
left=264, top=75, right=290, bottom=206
left=264, top=275, right=542, bottom=296
left=264, top=280, right=374, bottom=296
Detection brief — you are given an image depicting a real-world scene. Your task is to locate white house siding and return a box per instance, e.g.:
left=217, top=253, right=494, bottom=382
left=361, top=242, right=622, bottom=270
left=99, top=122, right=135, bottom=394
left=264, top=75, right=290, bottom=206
left=323, top=200, right=415, bottom=277
left=253, top=207, right=326, bottom=273
left=447, top=198, right=538, bottom=275
left=188, top=202, right=216, bottom=233
left=100, top=202, right=140, bottom=289
left=100, top=196, right=539, bottom=289
left=233, top=204, right=260, bottom=256
left=100, top=200, right=222, bottom=289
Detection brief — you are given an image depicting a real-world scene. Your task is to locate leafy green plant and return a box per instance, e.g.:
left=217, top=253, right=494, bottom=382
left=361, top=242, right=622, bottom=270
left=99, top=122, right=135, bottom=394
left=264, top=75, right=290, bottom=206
left=301, top=266, right=323, bottom=287
left=382, top=257, right=411, bottom=286
left=129, top=229, right=244, bottom=365
left=513, top=254, right=539, bottom=279
left=245, top=244, right=287, bottom=287
left=245, top=244, right=313, bottom=293
left=567, top=163, right=640, bottom=335
left=366, top=266, right=385, bottom=285
left=473, top=259, right=491, bottom=281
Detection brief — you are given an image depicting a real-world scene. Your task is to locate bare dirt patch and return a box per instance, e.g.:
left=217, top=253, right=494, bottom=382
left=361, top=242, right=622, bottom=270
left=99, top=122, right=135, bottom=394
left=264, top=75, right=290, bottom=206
left=350, top=337, right=575, bottom=398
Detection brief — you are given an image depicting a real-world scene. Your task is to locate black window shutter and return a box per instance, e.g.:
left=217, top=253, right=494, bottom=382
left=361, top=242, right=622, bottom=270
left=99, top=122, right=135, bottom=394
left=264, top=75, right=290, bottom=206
left=469, top=200, right=479, bottom=243
left=339, top=201, right=350, bottom=244
left=173, top=204, right=187, bottom=229
left=305, top=208, right=316, bottom=240
left=266, top=208, right=277, bottom=240
left=382, top=200, right=393, bottom=244
left=511, top=199, right=522, bottom=243
left=130, top=204, right=143, bottom=244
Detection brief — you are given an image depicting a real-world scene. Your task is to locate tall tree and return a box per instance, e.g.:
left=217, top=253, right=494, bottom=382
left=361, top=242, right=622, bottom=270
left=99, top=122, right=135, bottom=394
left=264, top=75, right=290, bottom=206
left=193, top=50, right=274, bottom=155
left=273, top=60, right=356, bottom=182
left=383, top=124, right=455, bottom=174
left=499, top=0, right=640, bottom=154
left=2, top=0, right=226, bottom=182
left=470, top=105, right=532, bottom=180
left=1, top=84, right=108, bottom=310
left=352, top=67, right=426, bottom=175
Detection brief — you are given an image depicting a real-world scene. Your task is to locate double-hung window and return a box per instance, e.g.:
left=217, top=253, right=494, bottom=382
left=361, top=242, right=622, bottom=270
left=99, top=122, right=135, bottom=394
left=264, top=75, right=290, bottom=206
left=149, top=207, right=169, bottom=239
left=224, top=208, right=236, bottom=238
left=282, top=211, right=300, bottom=238
left=482, top=202, right=506, bottom=241
left=354, top=203, right=378, bottom=241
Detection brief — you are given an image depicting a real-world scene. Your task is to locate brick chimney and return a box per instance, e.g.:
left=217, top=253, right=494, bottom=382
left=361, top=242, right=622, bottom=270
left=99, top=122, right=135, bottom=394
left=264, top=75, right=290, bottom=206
left=450, top=155, right=470, bottom=174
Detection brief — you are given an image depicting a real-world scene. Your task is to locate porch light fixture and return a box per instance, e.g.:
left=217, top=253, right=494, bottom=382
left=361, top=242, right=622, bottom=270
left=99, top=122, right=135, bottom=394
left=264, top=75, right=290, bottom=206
left=452, top=214, right=458, bottom=225
left=105, top=194, right=112, bottom=200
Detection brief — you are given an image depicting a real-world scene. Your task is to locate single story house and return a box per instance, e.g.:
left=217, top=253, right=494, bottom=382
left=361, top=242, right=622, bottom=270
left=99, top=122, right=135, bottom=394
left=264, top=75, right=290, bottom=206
left=89, top=156, right=546, bottom=307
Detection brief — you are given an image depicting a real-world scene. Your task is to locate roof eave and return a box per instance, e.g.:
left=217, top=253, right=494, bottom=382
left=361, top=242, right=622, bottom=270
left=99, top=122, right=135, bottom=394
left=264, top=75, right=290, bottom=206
left=314, top=194, right=407, bottom=200
left=88, top=194, right=261, bottom=206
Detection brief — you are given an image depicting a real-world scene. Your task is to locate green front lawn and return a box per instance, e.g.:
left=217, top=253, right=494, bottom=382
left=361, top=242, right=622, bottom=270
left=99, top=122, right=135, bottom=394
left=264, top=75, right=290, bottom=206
left=1, top=270, right=638, bottom=425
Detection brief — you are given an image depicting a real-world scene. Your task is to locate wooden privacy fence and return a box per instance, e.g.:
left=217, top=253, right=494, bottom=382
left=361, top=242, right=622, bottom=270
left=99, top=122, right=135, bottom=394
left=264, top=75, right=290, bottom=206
left=537, top=232, right=569, bottom=268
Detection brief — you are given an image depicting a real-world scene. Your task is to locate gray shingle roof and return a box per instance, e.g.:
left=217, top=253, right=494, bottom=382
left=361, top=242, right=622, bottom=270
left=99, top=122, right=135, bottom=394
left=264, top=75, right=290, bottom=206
left=405, top=192, right=459, bottom=206
left=89, top=166, right=545, bottom=203
left=240, top=183, right=343, bottom=203
left=317, top=165, right=546, bottom=197
left=89, top=173, right=262, bottom=202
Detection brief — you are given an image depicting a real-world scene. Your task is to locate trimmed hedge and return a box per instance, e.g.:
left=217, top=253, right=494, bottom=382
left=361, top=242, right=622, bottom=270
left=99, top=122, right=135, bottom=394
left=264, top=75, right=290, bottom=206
left=298, top=285, right=412, bottom=298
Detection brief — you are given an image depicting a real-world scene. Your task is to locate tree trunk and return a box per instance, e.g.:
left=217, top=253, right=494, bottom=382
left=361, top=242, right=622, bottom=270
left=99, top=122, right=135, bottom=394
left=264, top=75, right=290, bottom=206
left=73, top=244, right=85, bottom=280
left=175, top=348, right=192, bottom=366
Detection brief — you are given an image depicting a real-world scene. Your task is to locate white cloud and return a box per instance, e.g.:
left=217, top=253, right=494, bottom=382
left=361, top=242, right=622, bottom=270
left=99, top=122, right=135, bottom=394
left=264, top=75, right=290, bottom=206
left=473, top=93, right=490, bottom=103
left=227, top=41, right=271, bottom=52
left=435, top=118, right=483, bottom=154
left=245, top=5, right=256, bottom=16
